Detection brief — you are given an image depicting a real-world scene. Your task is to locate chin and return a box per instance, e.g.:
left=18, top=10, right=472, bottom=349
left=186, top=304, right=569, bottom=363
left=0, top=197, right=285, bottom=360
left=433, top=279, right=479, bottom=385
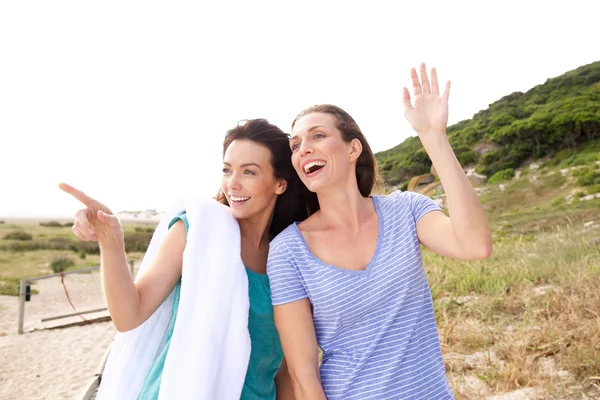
left=302, top=180, right=324, bottom=194
left=229, top=208, right=249, bottom=220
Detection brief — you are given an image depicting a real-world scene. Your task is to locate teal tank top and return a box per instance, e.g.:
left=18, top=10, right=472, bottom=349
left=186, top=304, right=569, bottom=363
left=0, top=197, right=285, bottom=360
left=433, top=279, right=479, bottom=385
left=137, top=213, right=284, bottom=399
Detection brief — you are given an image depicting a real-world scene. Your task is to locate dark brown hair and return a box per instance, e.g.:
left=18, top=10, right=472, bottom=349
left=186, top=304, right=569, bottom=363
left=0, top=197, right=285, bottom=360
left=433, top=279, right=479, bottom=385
left=215, top=118, right=317, bottom=238
left=292, top=104, right=382, bottom=197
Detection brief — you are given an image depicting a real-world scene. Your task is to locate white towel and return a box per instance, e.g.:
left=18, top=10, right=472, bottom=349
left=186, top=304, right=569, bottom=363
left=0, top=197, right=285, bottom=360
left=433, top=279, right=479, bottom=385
left=96, top=194, right=251, bottom=400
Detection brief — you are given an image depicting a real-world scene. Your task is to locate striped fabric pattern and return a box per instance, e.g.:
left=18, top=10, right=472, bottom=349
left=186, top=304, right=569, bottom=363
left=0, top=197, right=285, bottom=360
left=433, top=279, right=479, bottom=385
left=267, top=190, right=454, bottom=399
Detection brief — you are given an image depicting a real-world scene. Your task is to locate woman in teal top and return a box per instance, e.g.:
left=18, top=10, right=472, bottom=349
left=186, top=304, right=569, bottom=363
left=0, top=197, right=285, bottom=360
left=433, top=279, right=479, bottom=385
left=59, top=119, right=316, bottom=399
left=138, top=212, right=284, bottom=399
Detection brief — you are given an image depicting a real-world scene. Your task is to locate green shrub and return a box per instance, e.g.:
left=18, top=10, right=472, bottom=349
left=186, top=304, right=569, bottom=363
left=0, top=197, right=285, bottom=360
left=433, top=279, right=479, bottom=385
left=540, top=172, right=567, bottom=189
left=124, top=231, right=153, bottom=253
left=40, top=221, right=64, bottom=228
left=50, top=257, right=75, bottom=273
left=586, top=184, right=600, bottom=195
left=3, top=230, right=33, bottom=241
left=488, top=168, right=515, bottom=184
left=575, top=168, right=600, bottom=186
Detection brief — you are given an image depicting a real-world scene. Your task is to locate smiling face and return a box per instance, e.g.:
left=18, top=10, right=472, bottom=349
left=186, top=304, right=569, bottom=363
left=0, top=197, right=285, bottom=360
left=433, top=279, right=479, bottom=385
left=220, top=139, right=287, bottom=221
left=290, top=112, right=362, bottom=194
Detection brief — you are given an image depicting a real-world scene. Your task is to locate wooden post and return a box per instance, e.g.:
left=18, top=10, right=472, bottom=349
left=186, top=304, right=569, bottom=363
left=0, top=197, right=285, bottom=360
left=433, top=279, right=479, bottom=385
left=17, top=279, right=26, bottom=334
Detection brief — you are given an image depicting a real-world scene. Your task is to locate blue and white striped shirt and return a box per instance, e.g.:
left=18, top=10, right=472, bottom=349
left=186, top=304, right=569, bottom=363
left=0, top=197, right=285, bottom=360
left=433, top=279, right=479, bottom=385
left=267, top=190, right=454, bottom=399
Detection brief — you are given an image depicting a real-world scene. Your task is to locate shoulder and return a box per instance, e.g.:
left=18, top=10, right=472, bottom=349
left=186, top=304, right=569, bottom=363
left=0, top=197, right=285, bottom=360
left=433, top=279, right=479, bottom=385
left=168, top=211, right=188, bottom=231
left=373, top=190, right=410, bottom=211
left=375, top=190, right=442, bottom=223
left=376, top=189, right=440, bottom=206
left=270, top=223, right=301, bottom=254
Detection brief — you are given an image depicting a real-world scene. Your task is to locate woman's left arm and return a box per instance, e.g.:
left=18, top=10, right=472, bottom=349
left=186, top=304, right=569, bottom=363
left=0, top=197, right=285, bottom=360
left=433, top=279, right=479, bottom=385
left=403, top=63, right=492, bottom=260
left=275, top=358, right=296, bottom=400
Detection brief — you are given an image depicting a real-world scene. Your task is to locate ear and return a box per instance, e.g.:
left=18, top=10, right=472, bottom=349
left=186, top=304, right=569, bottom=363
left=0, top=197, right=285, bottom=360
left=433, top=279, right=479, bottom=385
left=349, top=138, right=363, bottom=163
left=275, top=178, right=288, bottom=195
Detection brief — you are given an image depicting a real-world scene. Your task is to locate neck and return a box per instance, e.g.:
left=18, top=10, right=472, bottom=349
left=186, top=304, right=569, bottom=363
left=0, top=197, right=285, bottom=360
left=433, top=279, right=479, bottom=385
left=315, top=177, right=372, bottom=230
left=237, top=213, right=272, bottom=248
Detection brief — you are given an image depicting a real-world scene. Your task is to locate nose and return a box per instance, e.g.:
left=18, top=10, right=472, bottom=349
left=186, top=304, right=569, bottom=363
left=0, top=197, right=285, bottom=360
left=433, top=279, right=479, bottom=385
left=226, top=172, right=242, bottom=191
left=299, top=140, right=313, bottom=157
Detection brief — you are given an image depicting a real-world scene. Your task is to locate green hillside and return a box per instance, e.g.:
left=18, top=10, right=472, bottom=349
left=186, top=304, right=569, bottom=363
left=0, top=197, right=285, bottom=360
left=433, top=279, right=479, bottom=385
left=376, top=61, right=600, bottom=186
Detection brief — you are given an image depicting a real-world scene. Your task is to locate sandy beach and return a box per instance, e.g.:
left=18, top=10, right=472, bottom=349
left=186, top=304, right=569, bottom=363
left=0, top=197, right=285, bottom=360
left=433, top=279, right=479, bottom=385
left=0, top=271, right=118, bottom=400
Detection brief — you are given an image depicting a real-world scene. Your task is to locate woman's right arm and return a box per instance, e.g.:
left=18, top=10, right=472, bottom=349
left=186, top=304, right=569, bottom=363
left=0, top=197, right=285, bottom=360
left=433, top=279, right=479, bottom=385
left=99, top=221, right=185, bottom=331
left=59, top=183, right=185, bottom=332
left=273, top=299, right=326, bottom=400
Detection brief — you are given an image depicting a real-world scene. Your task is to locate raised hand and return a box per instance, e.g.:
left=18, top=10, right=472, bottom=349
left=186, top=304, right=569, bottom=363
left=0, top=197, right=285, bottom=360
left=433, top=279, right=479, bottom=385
left=402, top=63, right=451, bottom=136
left=58, top=183, right=123, bottom=244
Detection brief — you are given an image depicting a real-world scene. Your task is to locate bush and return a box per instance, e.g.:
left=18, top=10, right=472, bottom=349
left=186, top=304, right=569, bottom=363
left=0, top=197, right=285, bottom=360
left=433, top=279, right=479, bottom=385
left=0, top=237, right=101, bottom=254
left=64, top=222, right=74, bottom=227
left=124, top=231, right=153, bottom=253
left=134, top=226, right=155, bottom=233
left=488, top=168, right=515, bottom=185
left=586, top=184, right=600, bottom=195
left=3, top=230, right=33, bottom=241
left=575, top=168, right=600, bottom=186
left=0, top=220, right=5, bottom=224
left=539, top=172, right=567, bottom=189
left=40, top=221, right=64, bottom=228
left=50, top=257, right=75, bottom=273
left=0, top=280, right=20, bottom=296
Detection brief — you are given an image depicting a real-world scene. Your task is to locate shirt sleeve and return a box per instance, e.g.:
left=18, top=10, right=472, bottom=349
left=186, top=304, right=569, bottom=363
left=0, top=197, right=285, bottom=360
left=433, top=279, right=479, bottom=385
left=267, top=243, right=309, bottom=306
left=168, top=211, right=189, bottom=232
left=401, top=190, right=443, bottom=224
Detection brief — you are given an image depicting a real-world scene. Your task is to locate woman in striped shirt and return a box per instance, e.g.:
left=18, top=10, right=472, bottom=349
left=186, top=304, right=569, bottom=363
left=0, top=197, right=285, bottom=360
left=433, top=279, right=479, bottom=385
left=266, top=64, right=492, bottom=399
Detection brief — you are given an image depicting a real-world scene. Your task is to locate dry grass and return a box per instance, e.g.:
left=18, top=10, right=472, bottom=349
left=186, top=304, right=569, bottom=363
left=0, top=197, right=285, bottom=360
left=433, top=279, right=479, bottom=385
left=427, top=171, right=600, bottom=398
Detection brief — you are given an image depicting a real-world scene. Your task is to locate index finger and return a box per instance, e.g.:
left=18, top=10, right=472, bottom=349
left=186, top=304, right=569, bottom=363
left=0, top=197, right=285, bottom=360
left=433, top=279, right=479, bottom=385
left=58, top=183, right=96, bottom=206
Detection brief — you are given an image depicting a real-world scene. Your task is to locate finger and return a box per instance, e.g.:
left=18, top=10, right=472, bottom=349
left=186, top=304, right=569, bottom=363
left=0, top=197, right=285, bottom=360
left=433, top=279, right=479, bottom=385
left=431, top=67, right=439, bottom=97
left=442, top=80, right=451, bottom=102
left=410, top=68, right=421, bottom=96
left=402, top=87, right=413, bottom=113
left=419, top=63, right=431, bottom=94
left=98, top=210, right=119, bottom=228
left=75, top=209, right=94, bottom=232
left=74, top=217, right=96, bottom=240
left=58, top=183, right=96, bottom=207
left=71, top=225, right=88, bottom=241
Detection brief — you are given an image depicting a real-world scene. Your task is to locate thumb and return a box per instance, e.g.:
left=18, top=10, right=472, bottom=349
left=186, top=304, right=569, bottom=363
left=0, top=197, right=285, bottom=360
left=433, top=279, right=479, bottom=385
left=97, top=210, right=119, bottom=227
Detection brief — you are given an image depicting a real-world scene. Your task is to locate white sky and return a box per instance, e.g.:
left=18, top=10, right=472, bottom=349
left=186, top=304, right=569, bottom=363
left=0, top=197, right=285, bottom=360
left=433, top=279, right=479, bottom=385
left=1, top=0, right=599, bottom=218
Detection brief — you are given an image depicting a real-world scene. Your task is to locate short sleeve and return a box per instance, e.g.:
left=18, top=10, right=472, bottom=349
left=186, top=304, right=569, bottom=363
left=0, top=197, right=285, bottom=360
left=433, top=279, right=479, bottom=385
left=267, top=241, right=309, bottom=306
left=168, top=211, right=189, bottom=232
left=401, top=191, right=443, bottom=224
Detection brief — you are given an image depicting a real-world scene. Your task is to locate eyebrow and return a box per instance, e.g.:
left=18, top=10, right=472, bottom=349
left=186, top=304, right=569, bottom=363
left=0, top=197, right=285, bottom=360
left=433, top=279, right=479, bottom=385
left=290, top=125, right=327, bottom=141
left=223, top=162, right=261, bottom=168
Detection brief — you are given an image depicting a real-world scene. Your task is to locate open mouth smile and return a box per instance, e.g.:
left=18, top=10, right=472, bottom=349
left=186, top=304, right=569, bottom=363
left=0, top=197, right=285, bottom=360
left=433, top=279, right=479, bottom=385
left=302, top=160, right=327, bottom=177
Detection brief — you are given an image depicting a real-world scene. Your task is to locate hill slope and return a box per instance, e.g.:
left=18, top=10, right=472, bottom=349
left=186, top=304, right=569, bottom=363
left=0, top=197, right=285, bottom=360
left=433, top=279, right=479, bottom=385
left=376, top=61, right=600, bottom=186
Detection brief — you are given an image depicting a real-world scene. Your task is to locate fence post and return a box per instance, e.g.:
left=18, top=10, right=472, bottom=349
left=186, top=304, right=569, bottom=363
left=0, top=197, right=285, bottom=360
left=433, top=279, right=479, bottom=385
left=18, top=279, right=26, bottom=334
left=128, top=260, right=134, bottom=277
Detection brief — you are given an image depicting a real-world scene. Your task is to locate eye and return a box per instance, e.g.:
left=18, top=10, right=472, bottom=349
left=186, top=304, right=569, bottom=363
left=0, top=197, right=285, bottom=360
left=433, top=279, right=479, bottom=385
left=291, top=142, right=300, bottom=151
left=222, top=167, right=231, bottom=174
left=244, top=170, right=256, bottom=176
left=314, top=132, right=326, bottom=139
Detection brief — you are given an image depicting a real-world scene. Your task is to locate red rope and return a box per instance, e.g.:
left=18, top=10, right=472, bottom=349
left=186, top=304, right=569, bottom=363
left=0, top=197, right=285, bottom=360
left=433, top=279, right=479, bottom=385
left=60, top=272, right=88, bottom=322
